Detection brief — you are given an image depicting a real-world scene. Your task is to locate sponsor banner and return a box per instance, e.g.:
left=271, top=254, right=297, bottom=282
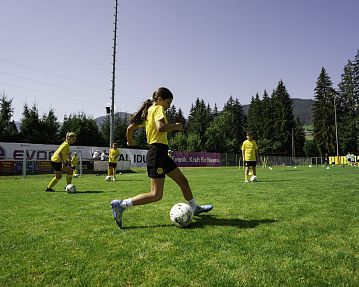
left=0, top=142, right=148, bottom=168
left=0, top=143, right=224, bottom=170
left=0, top=161, right=15, bottom=174
left=172, top=151, right=221, bottom=167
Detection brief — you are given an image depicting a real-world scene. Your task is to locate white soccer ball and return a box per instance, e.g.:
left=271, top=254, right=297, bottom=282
left=250, top=175, right=257, bottom=182
left=170, top=203, right=194, bottom=228
left=66, top=184, right=76, bottom=193
left=105, top=176, right=111, bottom=181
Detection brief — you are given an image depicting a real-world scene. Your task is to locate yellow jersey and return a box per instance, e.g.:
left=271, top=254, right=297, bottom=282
left=109, top=148, right=120, bottom=163
left=51, top=141, right=71, bottom=163
left=71, top=154, right=78, bottom=167
left=241, top=140, right=258, bottom=161
left=146, top=105, right=168, bottom=145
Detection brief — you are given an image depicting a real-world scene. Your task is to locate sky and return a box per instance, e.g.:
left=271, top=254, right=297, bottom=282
left=1, top=0, right=359, bottom=122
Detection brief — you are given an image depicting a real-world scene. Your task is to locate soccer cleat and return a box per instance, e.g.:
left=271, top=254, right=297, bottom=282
left=110, top=200, right=125, bottom=228
left=45, top=187, right=55, bottom=192
left=245, top=180, right=249, bottom=183
left=194, top=204, right=213, bottom=216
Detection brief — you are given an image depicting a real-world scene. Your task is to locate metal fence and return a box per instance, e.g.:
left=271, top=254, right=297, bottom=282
left=220, top=154, right=322, bottom=167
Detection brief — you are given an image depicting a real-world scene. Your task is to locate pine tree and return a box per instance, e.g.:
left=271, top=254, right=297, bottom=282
left=40, top=109, right=60, bottom=144
left=313, top=67, right=336, bottom=156
left=246, top=93, right=262, bottom=137
left=271, top=80, right=295, bottom=155
left=337, top=60, right=358, bottom=153
left=222, top=96, right=246, bottom=153
left=186, top=98, right=211, bottom=149
left=255, top=90, right=274, bottom=154
left=20, top=104, right=43, bottom=143
left=0, top=93, right=18, bottom=142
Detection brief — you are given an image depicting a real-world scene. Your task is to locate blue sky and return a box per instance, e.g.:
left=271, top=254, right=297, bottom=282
left=1, top=0, right=359, bottom=121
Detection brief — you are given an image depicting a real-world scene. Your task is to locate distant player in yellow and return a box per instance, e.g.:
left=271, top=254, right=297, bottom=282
left=241, top=131, right=259, bottom=183
left=107, top=143, right=120, bottom=181
left=71, top=152, right=79, bottom=177
left=46, top=132, right=77, bottom=192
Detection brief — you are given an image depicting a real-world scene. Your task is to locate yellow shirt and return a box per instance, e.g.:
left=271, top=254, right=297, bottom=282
left=51, top=141, right=71, bottom=163
left=145, top=105, right=168, bottom=145
left=71, top=154, right=78, bottom=166
left=241, top=140, right=258, bottom=161
left=109, top=148, right=120, bottom=163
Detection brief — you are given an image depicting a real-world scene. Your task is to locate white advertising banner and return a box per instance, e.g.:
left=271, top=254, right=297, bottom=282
left=0, top=142, right=148, bottom=168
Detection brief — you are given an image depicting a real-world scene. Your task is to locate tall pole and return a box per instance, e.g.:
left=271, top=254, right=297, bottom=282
left=334, top=94, right=339, bottom=164
left=110, top=0, right=119, bottom=147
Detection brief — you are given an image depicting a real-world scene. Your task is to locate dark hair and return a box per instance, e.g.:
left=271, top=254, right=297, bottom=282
left=130, top=87, right=173, bottom=125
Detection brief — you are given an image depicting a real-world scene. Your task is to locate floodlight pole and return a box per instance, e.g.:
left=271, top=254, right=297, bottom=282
left=110, top=0, right=119, bottom=147
left=334, top=95, right=339, bottom=164
left=332, top=89, right=340, bottom=164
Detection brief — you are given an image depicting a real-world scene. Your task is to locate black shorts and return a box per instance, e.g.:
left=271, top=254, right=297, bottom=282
left=146, top=143, right=177, bottom=178
left=108, top=162, right=117, bottom=168
left=51, top=161, right=63, bottom=171
left=244, top=161, right=257, bottom=167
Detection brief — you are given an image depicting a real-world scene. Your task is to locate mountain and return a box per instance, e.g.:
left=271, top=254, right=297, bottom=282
left=95, top=112, right=131, bottom=128
left=242, top=98, right=313, bottom=125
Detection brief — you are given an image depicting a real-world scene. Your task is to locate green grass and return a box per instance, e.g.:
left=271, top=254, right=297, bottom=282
left=1, top=166, right=358, bottom=287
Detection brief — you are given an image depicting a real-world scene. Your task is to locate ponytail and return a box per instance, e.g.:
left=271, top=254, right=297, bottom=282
left=130, top=99, right=153, bottom=125
left=129, top=87, right=173, bottom=125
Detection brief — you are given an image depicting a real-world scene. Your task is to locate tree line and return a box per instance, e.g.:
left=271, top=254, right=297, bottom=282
left=1, top=49, right=358, bottom=156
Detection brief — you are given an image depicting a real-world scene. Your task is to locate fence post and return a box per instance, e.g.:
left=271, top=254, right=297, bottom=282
left=22, top=149, right=26, bottom=178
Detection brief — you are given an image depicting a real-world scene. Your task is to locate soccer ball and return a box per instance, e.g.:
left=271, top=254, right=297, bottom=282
left=170, top=203, right=194, bottom=228
left=250, top=175, right=257, bottom=182
left=66, top=184, right=76, bottom=193
left=105, top=176, right=111, bottom=181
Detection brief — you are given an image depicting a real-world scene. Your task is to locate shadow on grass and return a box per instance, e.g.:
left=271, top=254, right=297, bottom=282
left=275, top=170, right=301, bottom=172
left=68, top=190, right=104, bottom=194
left=258, top=179, right=292, bottom=183
left=190, top=215, right=277, bottom=229
left=121, top=215, right=276, bottom=230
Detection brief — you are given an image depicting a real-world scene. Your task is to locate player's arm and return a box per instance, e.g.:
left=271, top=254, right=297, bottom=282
left=127, top=123, right=140, bottom=146
left=156, top=118, right=183, bottom=132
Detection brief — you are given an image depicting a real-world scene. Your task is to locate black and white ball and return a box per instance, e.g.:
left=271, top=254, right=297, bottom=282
left=170, top=203, right=194, bottom=227
left=66, top=184, right=76, bottom=193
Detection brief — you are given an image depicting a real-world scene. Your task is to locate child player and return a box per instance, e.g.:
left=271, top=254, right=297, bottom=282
left=241, top=131, right=259, bottom=182
left=110, top=87, right=213, bottom=228
left=45, top=132, right=77, bottom=192
left=107, top=143, right=120, bottom=181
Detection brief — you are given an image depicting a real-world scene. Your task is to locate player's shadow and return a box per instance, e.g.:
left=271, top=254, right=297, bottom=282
left=123, top=216, right=277, bottom=230
left=68, top=190, right=104, bottom=194
left=190, top=215, right=277, bottom=229
left=259, top=179, right=292, bottom=183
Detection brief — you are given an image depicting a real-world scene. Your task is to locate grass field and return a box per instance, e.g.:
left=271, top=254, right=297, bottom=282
left=0, top=166, right=358, bottom=287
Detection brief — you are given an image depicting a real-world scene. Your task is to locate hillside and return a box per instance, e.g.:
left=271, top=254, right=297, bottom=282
left=242, top=98, right=313, bottom=125
left=95, top=112, right=131, bottom=128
